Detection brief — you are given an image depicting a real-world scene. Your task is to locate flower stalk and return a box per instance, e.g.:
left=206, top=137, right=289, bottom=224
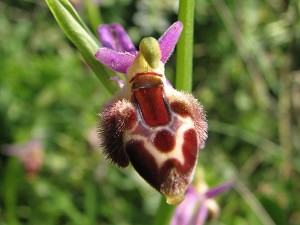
left=176, top=0, right=195, bottom=92
left=153, top=198, right=176, bottom=225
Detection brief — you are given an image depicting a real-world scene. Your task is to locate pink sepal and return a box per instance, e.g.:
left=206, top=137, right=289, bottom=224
left=95, top=48, right=136, bottom=74
left=158, top=21, right=183, bottom=63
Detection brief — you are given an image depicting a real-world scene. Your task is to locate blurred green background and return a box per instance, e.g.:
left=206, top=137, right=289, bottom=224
left=0, top=0, right=299, bottom=224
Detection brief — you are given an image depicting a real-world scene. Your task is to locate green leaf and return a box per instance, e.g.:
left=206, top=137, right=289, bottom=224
left=45, top=0, right=118, bottom=94
left=259, top=196, right=286, bottom=225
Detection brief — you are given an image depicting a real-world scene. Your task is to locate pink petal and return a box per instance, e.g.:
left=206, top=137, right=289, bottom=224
left=95, top=48, right=136, bottom=74
left=170, top=187, right=202, bottom=225
left=194, top=203, right=208, bottom=225
left=205, top=182, right=233, bottom=199
left=158, top=21, right=183, bottom=63
left=97, top=24, right=137, bottom=53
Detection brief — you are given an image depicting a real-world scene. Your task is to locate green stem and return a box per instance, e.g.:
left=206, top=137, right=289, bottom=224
left=176, top=0, right=195, bottom=92
left=152, top=198, right=175, bottom=225
left=154, top=1, right=195, bottom=225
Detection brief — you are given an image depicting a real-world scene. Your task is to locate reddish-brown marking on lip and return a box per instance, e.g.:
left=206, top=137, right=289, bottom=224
left=126, top=140, right=160, bottom=190
left=126, top=140, right=188, bottom=196
left=181, top=128, right=198, bottom=173
left=129, top=72, right=163, bottom=83
left=154, top=129, right=176, bottom=153
left=134, top=86, right=170, bottom=127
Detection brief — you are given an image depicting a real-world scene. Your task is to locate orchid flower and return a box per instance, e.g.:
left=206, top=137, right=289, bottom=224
left=95, top=22, right=208, bottom=205
left=171, top=183, right=233, bottom=225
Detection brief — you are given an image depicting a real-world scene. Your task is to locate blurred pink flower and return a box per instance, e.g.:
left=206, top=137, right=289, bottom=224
left=3, top=140, right=44, bottom=176
left=171, top=182, right=232, bottom=225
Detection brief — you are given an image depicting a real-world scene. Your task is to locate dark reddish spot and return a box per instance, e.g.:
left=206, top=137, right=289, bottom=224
left=154, top=130, right=175, bottom=153
left=134, top=87, right=170, bottom=127
left=181, top=129, right=198, bottom=173
left=170, top=101, right=191, bottom=117
left=126, top=140, right=160, bottom=190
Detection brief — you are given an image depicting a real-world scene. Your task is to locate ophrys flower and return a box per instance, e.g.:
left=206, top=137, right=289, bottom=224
left=96, top=21, right=207, bottom=205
